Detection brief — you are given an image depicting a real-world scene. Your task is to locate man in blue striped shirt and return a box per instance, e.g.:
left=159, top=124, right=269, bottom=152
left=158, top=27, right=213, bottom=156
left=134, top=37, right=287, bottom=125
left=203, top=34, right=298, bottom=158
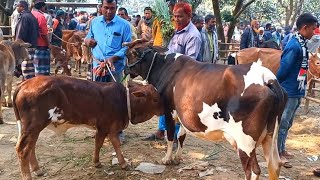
left=84, top=0, right=132, bottom=82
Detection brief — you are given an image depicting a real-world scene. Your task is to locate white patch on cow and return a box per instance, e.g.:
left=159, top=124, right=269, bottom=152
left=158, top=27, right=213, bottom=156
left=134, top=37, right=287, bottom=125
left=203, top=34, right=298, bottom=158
left=242, top=61, right=276, bottom=96
left=251, top=171, right=259, bottom=180
left=174, top=53, right=183, bottom=60
left=67, top=65, right=71, bottom=70
left=317, top=53, right=320, bottom=59
left=197, top=102, right=256, bottom=157
left=177, top=124, right=186, bottom=139
left=230, top=53, right=236, bottom=58
left=162, top=140, right=174, bottom=164
left=48, top=107, right=62, bottom=122
left=17, top=120, right=22, bottom=141
left=173, top=86, right=176, bottom=94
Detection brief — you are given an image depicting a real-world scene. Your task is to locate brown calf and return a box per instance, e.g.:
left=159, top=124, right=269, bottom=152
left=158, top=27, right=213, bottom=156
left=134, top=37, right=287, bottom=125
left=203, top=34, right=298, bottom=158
left=14, top=76, right=163, bottom=180
left=0, top=40, right=30, bottom=124
left=50, top=45, right=71, bottom=76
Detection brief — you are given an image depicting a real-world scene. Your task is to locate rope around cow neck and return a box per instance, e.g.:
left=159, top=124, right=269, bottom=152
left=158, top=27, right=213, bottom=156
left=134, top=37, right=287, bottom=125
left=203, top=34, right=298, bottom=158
left=52, top=33, right=80, bottom=46
left=126, top=87, right=131, bottom=121
left=308, top=68, right=320, bottom=79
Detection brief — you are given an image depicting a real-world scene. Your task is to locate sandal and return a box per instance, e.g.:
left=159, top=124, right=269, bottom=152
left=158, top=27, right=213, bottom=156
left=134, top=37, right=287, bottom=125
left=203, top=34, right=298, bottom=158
left=280, top=156, right=292, bottom=168
left=313, top=168, right=320, bottom=177
left=283, top=162, right=293, bottom=168
left=282, top=151, right=294, bottom=159
left=142, top=134, right=164, bottom=141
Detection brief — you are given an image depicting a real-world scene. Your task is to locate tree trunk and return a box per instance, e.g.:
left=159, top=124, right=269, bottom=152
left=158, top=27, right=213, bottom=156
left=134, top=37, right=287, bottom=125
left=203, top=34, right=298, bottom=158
left=211, top=0, right=224, bottom=43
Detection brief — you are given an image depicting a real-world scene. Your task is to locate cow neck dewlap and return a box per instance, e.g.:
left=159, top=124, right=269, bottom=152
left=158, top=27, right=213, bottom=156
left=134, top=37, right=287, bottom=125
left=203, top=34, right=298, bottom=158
left=198, top=102, right=256, bottom=156
left=241, top=60, right=276, bottom=96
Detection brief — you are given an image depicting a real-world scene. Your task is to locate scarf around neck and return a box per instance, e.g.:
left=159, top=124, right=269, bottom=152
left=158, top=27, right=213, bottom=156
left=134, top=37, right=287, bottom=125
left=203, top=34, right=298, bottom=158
left=294, top=33, right=309, bottom=91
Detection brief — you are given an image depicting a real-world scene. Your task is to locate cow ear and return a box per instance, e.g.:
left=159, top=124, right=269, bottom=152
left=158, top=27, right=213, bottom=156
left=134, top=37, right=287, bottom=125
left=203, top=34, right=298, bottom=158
left=20, top=43, right=32, bottom=48
left=132, top=91, right=146, bottom=98
left=151, top=46, right=168, bottom=53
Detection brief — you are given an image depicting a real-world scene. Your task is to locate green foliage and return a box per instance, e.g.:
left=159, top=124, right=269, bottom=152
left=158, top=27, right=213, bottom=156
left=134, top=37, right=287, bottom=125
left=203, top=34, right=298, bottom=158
left=152, top=0, right=175, bottom=40
left=303, top=0, right=320, bottom=19
left=221, top=10, right=233, bottom=22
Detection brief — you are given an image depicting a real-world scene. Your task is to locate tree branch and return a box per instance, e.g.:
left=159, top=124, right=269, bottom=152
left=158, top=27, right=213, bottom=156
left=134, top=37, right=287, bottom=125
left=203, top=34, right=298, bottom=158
left=0, top=4, right=12, bottom=16
left=234, top=0, right=256, bottom=19
left=278, top=0, right=287, bottom=9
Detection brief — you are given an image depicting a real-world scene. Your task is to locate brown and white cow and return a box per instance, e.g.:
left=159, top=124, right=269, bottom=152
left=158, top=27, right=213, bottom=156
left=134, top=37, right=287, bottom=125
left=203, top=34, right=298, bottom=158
left=50, top=45, right=72, bottom=76
left=0, top=39, right=31, bottom=124
left=124, top=40, right=287, bottom=180
left=13, top=76, right=163, bottom=180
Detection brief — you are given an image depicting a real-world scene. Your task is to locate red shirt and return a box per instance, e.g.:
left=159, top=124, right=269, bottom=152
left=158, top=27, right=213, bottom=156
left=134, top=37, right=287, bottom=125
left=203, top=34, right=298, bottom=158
left=31, top=9, right=48, bottom=47
left=314, top=27, right=320, bottom=35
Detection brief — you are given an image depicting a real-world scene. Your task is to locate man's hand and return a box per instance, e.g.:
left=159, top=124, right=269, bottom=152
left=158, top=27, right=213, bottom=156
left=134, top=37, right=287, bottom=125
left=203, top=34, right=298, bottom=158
left=85, top=38, right=97, bottom=48
left=103, top=56, right=119, bottom=71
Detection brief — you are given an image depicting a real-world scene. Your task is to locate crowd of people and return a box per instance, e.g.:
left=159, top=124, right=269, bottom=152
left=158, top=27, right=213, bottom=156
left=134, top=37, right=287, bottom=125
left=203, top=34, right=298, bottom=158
left=2, top=0, right=320, bottom=175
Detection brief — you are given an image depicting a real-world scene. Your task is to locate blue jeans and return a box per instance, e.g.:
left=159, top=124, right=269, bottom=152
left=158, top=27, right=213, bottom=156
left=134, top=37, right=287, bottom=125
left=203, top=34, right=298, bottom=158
left=278, top=98, right=301, bottom=154
left=158, top=115, right=180, bottom=139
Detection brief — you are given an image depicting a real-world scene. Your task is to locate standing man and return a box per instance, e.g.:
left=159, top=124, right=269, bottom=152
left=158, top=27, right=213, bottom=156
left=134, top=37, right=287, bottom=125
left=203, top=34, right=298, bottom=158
left=137, top=7, right=153, bottom=41
left=191, top=15, right=204, bottom=61
left=84, top=0, right=132, bottom=143
left=11, top=7, right=20, bottom=39
left=240, top=20, right=260, bottom=49
left=200, top=14, right=219, bottom=63
left=32, top=0, right=50, bottom=76
left=263, top=23, right=273, bottom=41
left=52, top=10, right=65, bottom=47
left=15, top=0, right=39, bottom=80
left=145, top=2, right=202, bottom=141
left=272, top=26, right=283, bottom=47
left=118, top=7, right=137, bottom=40
left=277, top=13, right=318, bottom=168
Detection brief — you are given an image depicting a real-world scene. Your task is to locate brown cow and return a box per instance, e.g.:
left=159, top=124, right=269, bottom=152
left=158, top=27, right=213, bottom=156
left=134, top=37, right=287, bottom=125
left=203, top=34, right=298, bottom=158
left=66, top=31, right=87, bottom=75
left=124, top=39, right=287, bottom=180
left=50, top=45, right=72, bottom=76
left=14, top=76, right=163, bottom=180
left=308, top=49, right=320, bottom=81
left=231, top=47, right=320, bottom=82
left=0, top=40, right=31, bottom=124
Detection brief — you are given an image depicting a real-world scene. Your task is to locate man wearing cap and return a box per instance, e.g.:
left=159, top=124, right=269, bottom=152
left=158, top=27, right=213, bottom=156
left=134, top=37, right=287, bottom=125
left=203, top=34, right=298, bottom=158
left=52, top=9, right=65, bottom=47
left=32, top=0, right=51, bottom=76
left=15, top=0, right=39, bottom=80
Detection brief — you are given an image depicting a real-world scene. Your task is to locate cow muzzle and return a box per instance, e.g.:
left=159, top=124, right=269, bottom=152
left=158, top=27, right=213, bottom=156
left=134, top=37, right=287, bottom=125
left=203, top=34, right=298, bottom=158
left=124, top=66, right=138, bottom=78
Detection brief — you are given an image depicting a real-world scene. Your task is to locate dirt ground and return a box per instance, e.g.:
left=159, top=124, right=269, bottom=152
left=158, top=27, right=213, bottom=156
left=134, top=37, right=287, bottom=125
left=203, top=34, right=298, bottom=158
left=0, top=71, right=319, bottom=180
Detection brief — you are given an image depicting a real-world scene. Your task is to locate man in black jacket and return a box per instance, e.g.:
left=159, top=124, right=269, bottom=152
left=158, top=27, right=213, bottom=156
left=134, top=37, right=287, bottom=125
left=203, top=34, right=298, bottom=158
left=15, top=0, right=39, bottom=80
left=240, top=20, right=260, bottom=50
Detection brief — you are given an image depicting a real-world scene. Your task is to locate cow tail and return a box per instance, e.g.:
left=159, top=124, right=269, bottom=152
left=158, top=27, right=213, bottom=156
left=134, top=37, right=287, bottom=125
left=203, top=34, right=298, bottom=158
left=266, top=79, right=287, bottom=172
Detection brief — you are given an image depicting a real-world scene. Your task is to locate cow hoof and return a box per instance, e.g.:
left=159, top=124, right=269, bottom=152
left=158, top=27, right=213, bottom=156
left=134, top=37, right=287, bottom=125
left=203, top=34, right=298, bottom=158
left=33, top=169, right=45, bottom=176
left=7, top=102, right=13, bottom=107
left=161, top=158, right=172, bottom=165
left=121, top=162, right=130, bottom=170
left=0, top=118, right=4, bottom=124
left=2, top=102, right=7, bottom=107
left=94, top=162, right=103, bottom=168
